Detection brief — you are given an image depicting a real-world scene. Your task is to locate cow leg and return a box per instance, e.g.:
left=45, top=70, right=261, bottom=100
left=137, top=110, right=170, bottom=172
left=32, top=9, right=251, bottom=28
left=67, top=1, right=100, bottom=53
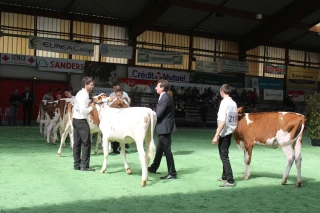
left=281, top=145, right=295, bottom=185
left=100, top=135, right=110, bottom=174
left=52, top=120, right=60, bottom=143
left=44, top=119, right=50, bottom=139
left=57, top=125, right=70, bottom=157
left=46, top=121, right=55, bottom=144
left=94, top=132, right=102, bottom=155
left=136, top=141, right=148, bottom=187
left=119, top=143, right=131, bottom=174
left=39, top=120, right=43, bottom=135
left=294, top=137, right=302, bottom=187
left=243, top=146, right=253, bottom=180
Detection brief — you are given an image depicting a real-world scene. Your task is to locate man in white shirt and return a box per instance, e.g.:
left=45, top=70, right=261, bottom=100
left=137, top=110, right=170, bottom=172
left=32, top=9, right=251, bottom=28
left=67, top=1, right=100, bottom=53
left=73, top=77, right=95, bottom=172
left=212, top=84, right=238, bottom=187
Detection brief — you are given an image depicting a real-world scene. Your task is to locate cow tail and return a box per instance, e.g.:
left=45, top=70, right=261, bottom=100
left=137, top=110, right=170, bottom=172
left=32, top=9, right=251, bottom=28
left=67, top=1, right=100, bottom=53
left=292, top=118, right=305, bottom=142
left=147, top=110, right=156, bottom=160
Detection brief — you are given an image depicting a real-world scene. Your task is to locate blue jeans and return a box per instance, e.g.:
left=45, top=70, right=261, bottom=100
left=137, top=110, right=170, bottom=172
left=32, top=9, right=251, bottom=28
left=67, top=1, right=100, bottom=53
left=8, top=106, right=19, bottom=126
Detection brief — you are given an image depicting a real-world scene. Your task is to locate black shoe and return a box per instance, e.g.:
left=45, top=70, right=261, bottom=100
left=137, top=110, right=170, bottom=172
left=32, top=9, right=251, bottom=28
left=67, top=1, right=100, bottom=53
left=148, top=167, right=157, bottom=174
left=80, top=167, right=95, bottom=172
left=74, top=167, right=80, bottom=170
left=160, top=174, right=177, bottom=180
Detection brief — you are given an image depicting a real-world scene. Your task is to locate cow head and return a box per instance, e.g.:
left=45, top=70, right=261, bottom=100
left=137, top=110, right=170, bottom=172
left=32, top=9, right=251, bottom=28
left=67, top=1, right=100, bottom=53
left=110, top=98, right=130, bottom=108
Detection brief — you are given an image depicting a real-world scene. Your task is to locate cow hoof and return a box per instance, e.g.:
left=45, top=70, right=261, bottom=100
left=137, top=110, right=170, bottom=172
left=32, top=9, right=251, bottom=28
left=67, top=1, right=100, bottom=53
left=281, top=179, right=287, bottom=185
left=243, top=176, right=249, bottom=180
left=126, top=168, right=132, bottom=174
left=99, top=170, right=105, bottom=174
left=141, top=180, right=147, bottom=187
left=296, top=183, right=302, bottom=188
left=57, top=153, right=61, bottom=157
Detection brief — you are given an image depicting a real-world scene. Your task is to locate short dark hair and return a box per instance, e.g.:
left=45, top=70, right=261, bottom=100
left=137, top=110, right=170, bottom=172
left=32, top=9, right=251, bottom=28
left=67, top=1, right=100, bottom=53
left=48, top=89, right=53, bottom=93
left=115, top=89, right=123, bottom=94
left=158, top=79, right=169, bottom=92
left=113, top=82, right=120, bottom=87
left=82, top=76, right=93, bottom=88
left=220, top=84, right=231, bottom=95
left=57, top=88, right=62, bottom=92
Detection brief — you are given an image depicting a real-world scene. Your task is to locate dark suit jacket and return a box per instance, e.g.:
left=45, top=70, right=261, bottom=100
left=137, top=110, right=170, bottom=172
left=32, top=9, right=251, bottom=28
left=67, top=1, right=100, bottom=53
left=22, top=92, right=35, bottom=107
left=156, top=92, right=176, bottom=135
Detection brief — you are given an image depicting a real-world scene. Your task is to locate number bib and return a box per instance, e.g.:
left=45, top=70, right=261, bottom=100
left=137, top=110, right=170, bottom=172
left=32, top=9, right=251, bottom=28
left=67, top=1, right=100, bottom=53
left=227, top=112, right=238, bottom=126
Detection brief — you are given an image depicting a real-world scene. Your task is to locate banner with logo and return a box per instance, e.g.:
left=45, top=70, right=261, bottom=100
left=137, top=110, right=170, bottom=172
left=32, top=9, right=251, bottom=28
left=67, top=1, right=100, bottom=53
left=1, top=53, right=36, bottom=66
left=37, top=57, right=85, bottom=74
left=120, top=78, right=156, bottom=93
left=100, top=44, right=133, bottom=59
left=287, top=67, right=318, bottom=88
left=287, top=90, right=304, bottom=102
left=190, top=72, right=244, bottom=88
left=29, top=36, right=94, bottom=56
left=251, top=78, right=259, bottom=89
left=137, top=49, right=183, bottom=65
left=220, top=59, right=249, bottom=73
left=93, top=87, right=114, bottom=96
left=195, top=60, right=218, bottom=73
left=264, top=63, right=286, bottom=75
left=128, top=67, right=189, bottom=83
left=258, top=78, right=283, bottom=90
left=263, top=89, right=283, bottom=101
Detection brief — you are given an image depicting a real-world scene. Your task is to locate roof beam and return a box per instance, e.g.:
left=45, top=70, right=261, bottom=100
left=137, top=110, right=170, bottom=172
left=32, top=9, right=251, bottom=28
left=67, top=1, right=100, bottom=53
left=240, top=0, right=320, bottom=51
left=0, top=3, right=130, bottom=28
left=133, top=0, right=174, bottom=37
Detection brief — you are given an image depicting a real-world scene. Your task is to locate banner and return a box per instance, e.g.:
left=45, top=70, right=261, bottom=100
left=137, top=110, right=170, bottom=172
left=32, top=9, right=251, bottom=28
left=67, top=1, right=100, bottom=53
left=93, top=87, right=114, bottom=96
left=137, top=49, right=183, bottom=65
left=264, top=63, right=286, bottom=75
left=100, top=44, right=133, bottom=59
left=1, top=53, right=36, bottom=66
left=128, top=67, right=189, bottom=83
left=190, top=72, right=244, bottom=88
left=287, top=90, right=304, bottom=102
left=263, top=89, right=283, bottom=101
left=251, top=78, right=259, bottom=89
left=220, top=59, right=249, bottom=73
left=258, top=78, right=283, bottom=90
left=29, top=36, right=94, bottom=56
left=195, top=60, right=218, bottom=73
left=120, top=78, right=156, bottom=93
left=37, top=57, right=85, bottom=74
left=287, top=67, right=318, bottom=88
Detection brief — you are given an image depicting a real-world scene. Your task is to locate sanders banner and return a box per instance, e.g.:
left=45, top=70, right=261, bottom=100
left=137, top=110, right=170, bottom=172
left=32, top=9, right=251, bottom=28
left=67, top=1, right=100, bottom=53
left=195, top=60, right=218, bottom=73
left=29, top=36, right=94, bottom=56
left=37, top=57, right=85, bottom=74
left=137, top=49, right=183, bottom=65
left=1, top=53, right=36, bottom=66
left=264, top=63, right=286, bottom=75
left=100, top=44, right=133, bottom=59
left=128, top=67, right=189, bottom=83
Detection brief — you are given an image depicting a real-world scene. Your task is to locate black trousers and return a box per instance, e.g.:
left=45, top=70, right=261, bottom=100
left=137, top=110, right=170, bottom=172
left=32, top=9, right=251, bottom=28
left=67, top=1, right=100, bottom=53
left=73, top=119, right=91, bottom=169
left=23, top=105, right=32, bottom=125
left=150, top=134, right=176, bottom=175
left=218, top=134, right=234, bottom=183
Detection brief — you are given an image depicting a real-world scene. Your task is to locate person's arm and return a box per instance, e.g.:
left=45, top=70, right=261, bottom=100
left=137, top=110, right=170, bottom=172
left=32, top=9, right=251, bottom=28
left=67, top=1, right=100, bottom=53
left=77, top=94, right=93, bottom=115
left=212, top=121, right=226, bottom=144
left=212, top=101, right=227, bottom=144
left=156, top=96, right=167, bottom=120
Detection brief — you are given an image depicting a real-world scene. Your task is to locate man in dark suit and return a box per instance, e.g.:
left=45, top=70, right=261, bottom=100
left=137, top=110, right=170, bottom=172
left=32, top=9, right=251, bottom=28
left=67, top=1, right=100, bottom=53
left=148, top=79, right=177, bottom=180
left=21, top=86, right=34, bottom=126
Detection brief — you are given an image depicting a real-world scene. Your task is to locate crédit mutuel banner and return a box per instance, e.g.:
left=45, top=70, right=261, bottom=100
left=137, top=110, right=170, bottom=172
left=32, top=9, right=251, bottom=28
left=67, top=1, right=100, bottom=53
left=29, top=36, right=94, bottom=56
left=128, top=67, right=189, bottom=83
left=0, top=53, right=36, bottom=66
left=37, top=57, right=85, bottom=74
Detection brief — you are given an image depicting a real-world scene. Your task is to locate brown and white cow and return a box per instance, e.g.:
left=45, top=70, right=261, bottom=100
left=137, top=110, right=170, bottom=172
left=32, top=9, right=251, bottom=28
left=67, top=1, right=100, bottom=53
left=37, top=100, right=49, bottom=135
left=234, top=107, right=305, bottom=187
left=93, top=95, right=157, bottom=187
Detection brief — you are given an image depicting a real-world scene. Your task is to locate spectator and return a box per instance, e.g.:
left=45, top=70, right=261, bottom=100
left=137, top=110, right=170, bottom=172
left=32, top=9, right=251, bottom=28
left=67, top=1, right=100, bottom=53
left=249, top=88, right=258, bottom=108
left=64, top=90, right=75, bottom=99
left=199, top=102, right=208, bottom=128
left=21, top=86, right=35, bottom=126
left=43, top=89, right=54, bottom=101
left=8, top=89, right=22, bottom=126
left=55, top=88, right=62, bottom=100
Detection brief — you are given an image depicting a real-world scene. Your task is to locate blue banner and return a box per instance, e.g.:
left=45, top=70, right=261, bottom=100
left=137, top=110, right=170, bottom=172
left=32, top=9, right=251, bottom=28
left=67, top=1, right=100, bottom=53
left=258, top=78, right=283, bottom=90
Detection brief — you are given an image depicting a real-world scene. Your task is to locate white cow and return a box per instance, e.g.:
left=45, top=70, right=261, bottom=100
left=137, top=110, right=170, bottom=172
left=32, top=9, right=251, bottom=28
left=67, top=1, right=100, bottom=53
left=94, top=95, right=157, bottom=187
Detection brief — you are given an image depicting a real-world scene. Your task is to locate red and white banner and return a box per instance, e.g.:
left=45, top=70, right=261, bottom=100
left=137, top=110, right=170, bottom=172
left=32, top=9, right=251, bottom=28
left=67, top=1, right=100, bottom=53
left=1, top=53, right=36, bottom=66
left=287, top=90, right=304, bottom=101
left=120, top=78, right=156, bottom=93
left=37, top=57, right=85, bottom=73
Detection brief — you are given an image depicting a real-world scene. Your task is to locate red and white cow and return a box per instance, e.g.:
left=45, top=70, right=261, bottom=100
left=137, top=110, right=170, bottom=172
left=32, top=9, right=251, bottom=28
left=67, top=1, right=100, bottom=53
left=37, top=100, right=50, bottom=136
left=93, top=95, right=157, bottom=187
left=234, top=107, right=306, bottom=187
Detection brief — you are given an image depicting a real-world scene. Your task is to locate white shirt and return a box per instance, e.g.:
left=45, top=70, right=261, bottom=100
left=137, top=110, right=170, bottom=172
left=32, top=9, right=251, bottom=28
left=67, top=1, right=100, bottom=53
left=158, top=92, right=165, bottom=102
left=73, top=88, right=93, bottom=119
left=217, top=97, right=238, bottom=137
left=26, top=93, right=29, bottom=99
left=109, top=91, right=131, bottom=106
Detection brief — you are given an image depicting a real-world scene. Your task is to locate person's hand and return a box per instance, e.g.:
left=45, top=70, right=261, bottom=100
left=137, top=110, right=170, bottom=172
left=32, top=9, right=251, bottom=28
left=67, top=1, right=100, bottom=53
left=212, top=135, right=219, bottom=145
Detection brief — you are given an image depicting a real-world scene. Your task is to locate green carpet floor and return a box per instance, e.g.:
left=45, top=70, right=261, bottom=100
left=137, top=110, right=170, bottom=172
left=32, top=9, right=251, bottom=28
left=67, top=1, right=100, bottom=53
left=0, top=126, right=319, bottom=213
